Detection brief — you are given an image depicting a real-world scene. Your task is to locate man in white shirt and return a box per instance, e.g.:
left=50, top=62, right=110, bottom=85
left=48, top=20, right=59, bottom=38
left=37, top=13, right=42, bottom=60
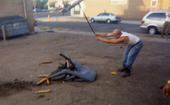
left=94, top=29, right=143, bottom=77
left=162, top=7, right=170, bottom=38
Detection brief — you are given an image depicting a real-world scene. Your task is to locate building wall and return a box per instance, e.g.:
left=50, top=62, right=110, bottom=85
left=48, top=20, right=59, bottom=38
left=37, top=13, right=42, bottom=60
left=70, top=0, right=84, bottom=17
left=84, top=0, right=170, bottom=19
left=0, top=0, right=34, bottom=32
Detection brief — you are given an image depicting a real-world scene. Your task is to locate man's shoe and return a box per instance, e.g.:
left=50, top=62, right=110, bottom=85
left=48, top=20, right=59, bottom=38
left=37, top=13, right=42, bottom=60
left=122, top=69, right=131, bottom=78
left=117, top=66, right=128, bottom=72
left=117, top=68, right=127, bottom=72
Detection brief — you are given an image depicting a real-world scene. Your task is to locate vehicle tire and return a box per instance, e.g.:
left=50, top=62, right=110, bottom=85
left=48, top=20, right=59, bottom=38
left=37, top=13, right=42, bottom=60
left=90, top=18, right=95, bottom=23
left=148, top=27, right=157, bottom=35
left=106, top=19, right=111, bottom=23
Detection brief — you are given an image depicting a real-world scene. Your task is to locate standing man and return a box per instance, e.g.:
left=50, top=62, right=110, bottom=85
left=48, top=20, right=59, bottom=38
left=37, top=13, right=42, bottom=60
left=162, top=7, right=170, bottom=38
left=95, top=29, right=143, bottom=77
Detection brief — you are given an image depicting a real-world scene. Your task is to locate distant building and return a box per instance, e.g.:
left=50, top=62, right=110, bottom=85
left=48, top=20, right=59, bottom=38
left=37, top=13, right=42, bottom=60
left=71, top=0, right=170, bottom=19
left=70, top=0, right=84, bottom=17
left=47, top=0, right=71, bottom=9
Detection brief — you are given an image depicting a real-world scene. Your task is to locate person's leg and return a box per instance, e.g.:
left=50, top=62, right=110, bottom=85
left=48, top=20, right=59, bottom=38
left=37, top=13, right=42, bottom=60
left=122, top=41, right=143, bottom=77
left=165, top=22, right=170, bottom=38
left=162, top=22, right=168, bottom=38
left=118, top=45, right=132, bottom=72
left=122, top=45, right=132, bottom=66
left=168, top=22, right=170, bottom=37
left=126, top=41, right=143, bottom=69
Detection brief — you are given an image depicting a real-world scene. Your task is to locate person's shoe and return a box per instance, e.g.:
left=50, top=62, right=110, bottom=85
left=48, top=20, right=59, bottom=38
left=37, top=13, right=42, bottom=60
left=117, top=66, right=127, bottom=72
left=117, top=68, right=127, bottom=72
left=122, top=69, right=131, bottom=78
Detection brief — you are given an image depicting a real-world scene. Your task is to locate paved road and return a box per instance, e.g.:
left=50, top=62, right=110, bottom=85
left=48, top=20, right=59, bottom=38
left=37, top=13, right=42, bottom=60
left=34, top=12, right=147, bottom=35
left=38, top=20, right=144, bottom=34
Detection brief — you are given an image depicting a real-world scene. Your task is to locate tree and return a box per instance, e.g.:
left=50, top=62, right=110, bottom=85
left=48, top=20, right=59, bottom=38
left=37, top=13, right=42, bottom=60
left=32, top=0, right=48, bottom=9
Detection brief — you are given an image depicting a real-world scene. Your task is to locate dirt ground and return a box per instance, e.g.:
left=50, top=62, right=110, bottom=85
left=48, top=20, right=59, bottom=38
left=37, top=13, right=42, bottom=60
left=0, top=32, right=170, bottom=105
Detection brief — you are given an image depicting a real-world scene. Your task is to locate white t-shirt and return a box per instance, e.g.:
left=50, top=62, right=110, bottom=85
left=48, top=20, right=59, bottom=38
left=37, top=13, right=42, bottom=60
left=165, top=10, right=170, bottom=22
left=121, top=32, right=140, bottom=45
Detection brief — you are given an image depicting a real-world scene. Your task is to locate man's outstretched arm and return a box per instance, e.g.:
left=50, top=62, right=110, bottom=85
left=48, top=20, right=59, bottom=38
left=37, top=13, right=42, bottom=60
left=95, top=36, right=124, bottom=44
left=94, top=33, right=113, bottom=37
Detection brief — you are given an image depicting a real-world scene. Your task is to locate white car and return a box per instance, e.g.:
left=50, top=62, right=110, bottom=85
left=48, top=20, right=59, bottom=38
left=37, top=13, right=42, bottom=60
left=140, top=10, right=169, bottom=35
left=89, top=13, right=121, bottom=24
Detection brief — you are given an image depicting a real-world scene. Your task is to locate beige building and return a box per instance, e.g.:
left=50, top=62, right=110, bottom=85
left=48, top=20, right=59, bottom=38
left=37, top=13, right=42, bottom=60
left=73, top=0, right=170, bottom=19
left=48, top=0, right=64, bottom=9
left=70, top=0, right=84, bottom=17
left=0, top=0, right=34, bottom=32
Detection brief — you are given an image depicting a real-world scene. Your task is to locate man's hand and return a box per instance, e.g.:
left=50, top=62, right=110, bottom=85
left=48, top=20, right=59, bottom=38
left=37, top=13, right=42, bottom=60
left=162, top=80, right=170, bottom=96
left=94, top=35, right=100, bottom=40
left=94, top=34, right=100, bottom=40
left=94, top=34, right=100, bottom=37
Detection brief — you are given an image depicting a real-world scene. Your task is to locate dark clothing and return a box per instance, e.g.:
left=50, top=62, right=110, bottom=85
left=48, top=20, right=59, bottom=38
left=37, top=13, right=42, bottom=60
left=162, top=21, right=170, bottom=37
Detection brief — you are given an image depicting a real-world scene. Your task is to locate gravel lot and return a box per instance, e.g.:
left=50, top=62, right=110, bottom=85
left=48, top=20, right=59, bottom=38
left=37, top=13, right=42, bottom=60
left=0, top=32, right=169, bottom=105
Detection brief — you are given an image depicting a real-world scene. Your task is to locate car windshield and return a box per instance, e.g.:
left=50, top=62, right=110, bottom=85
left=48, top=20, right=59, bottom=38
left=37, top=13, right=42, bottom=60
left=147, top=13, right=166, bottom=20
left=97, top=13, right=114, bottom=16
left=110, top=13, right=115, bottom=16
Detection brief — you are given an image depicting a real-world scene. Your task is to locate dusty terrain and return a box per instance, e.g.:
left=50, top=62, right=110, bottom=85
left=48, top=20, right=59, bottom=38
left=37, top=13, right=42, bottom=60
left=0, top=32, right=169, bottom=105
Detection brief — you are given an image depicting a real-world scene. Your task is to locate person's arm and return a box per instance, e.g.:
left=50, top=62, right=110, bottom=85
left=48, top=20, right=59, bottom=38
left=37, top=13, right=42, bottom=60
left=163, top=79, right=170, bottom=96
left=94, top=33, right=113, bottom=37
left=95, top=36, right=124, bottom=44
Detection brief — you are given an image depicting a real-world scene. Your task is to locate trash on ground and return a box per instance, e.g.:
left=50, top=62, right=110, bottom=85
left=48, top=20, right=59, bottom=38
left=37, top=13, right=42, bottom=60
left=111, top=72, right=117, bottom=75
left=36, top=78, right=50, bottom=86
left=40, top=59, right=53, bottom=64
left=35, top=89, right=51, bottom=94
left=37, top=74, right=49, bottom=78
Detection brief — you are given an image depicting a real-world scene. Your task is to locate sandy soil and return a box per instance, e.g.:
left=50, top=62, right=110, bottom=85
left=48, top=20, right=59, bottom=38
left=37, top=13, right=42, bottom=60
left=0, top=32, right=169, bottom=105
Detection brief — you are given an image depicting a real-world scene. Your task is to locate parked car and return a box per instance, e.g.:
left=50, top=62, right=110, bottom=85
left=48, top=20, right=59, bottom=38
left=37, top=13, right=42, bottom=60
left=89, top=13, right=121, bottom=24
left=140, top=9, right=169, bottom=35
